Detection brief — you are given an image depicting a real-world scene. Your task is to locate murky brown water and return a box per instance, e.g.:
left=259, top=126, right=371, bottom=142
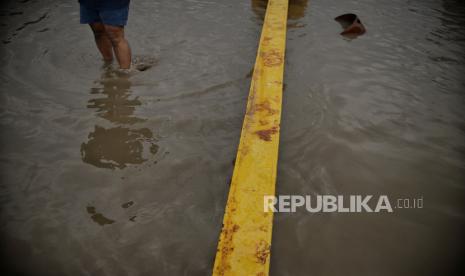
left=1, top=0, right=464, bottom=275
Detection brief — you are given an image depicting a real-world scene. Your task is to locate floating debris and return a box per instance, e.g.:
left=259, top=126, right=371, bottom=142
left=335, top=13, right=366, bottom=38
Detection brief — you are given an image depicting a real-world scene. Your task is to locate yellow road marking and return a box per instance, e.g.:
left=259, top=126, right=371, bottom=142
left=212, top=0, right=288, bottom=275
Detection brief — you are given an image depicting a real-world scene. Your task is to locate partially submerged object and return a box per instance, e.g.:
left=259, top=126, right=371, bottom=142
left=335, top=13, right=366, bottom=38
left=133, top=55, right=158, bottom=71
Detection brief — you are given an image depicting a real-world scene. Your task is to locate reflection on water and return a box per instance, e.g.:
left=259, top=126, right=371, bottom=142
left=288, top=0, right=308, bottom=20
left=87, top=72, right=144, bottom=124
left=81, top=125, right=158, bottom=169
left=251, top=0, right=308, bottom=21
left=251, top=0, right=267, bottom=19
left=81, top=71, right=158, bottom=169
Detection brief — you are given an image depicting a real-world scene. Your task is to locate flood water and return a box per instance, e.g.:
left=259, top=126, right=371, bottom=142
left=1, top=0, right=464, bottom=275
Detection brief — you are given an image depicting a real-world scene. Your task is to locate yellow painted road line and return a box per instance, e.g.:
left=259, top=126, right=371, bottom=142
left=213, top=0, right=288, bottom=275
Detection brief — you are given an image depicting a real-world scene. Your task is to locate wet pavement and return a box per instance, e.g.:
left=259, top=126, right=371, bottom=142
left=1, top=0, right=464, bottom=275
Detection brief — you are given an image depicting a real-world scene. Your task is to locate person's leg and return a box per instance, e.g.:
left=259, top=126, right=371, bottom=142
left=89, top=23, right=114, bottom=62
left=80, top=5, right=113, bottom=63
left=104, top=25, right=131, bottom=69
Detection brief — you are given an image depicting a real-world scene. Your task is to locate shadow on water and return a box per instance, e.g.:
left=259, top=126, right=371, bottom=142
left=251, top=0, right=309, bottom=22
left=81, top=70, right=159, bottom=170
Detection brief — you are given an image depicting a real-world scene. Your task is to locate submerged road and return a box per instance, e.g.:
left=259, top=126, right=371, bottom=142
left=0, top=0, right=464, bottom=275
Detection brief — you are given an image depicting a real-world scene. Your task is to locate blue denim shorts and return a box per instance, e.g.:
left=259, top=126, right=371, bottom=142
left=80, top=5, right=129, bottom=26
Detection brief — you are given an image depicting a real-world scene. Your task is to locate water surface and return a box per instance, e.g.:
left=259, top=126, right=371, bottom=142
left=0, top=0, right=464, bottom=275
